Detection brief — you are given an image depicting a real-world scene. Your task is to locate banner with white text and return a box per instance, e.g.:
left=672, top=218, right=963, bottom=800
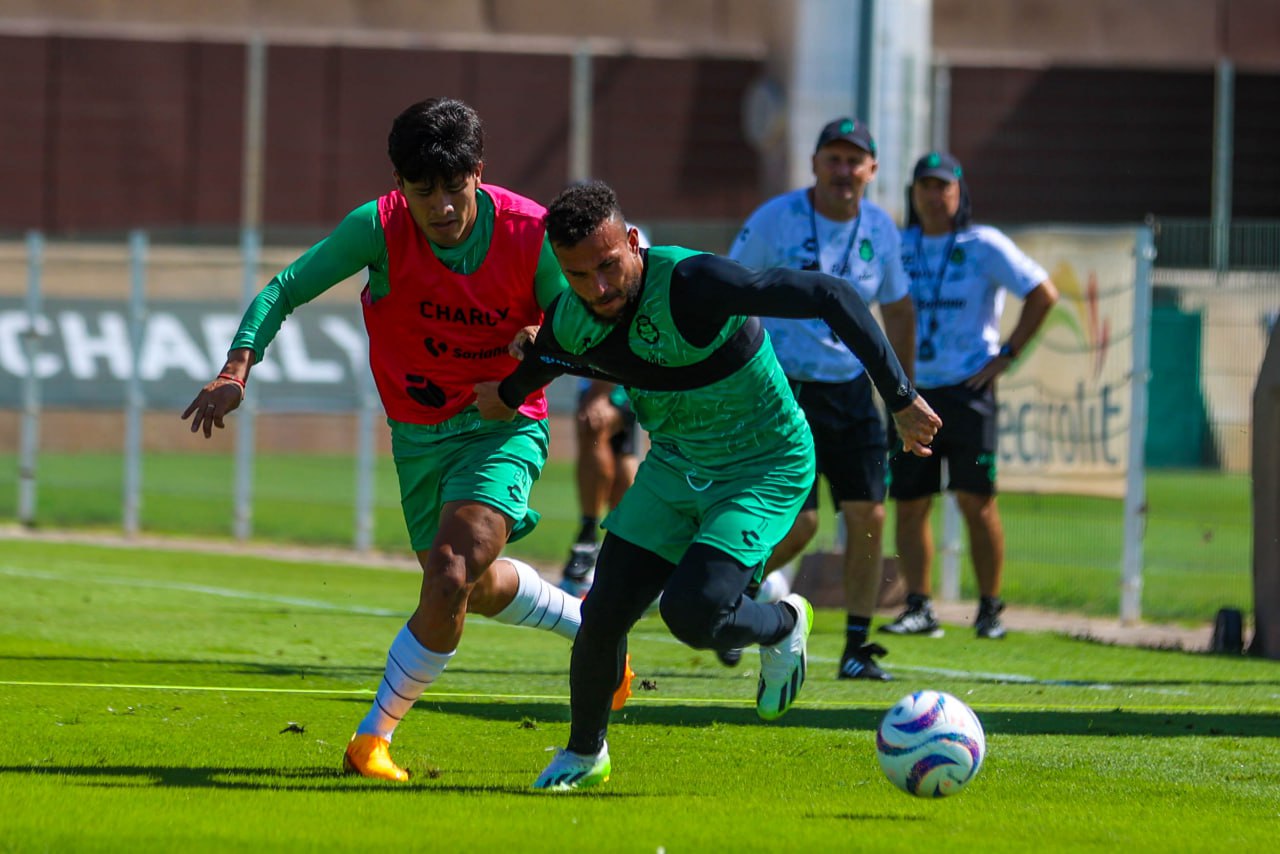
left=0, top=299, right=368, bottom=411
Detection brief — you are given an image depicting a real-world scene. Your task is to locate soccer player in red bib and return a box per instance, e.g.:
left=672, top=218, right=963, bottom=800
left=182, top=98, right=631, bottom=782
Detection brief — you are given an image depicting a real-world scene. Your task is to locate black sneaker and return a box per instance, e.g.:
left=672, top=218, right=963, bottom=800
left=559, top=542, right=599, bottom=598
left=879, top=598, right=944, bottom=637
left=838, top=642, right=891, bottom=681
left=975, top=599, right=1007, bottom=639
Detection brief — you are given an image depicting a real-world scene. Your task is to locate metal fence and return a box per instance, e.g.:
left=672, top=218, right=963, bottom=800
left=0, top=220, right=1274, bottom=625
left=1149, top=218, right=1280, bottom=473
left=1153, top=217, right=1280, bottom=272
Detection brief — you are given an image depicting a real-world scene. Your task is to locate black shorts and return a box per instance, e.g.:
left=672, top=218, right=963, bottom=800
left=790, top=374, right=888, bottom=511
left=577, top=389, right=639, bottom=457
left=889, top=382, right=998, bottom=500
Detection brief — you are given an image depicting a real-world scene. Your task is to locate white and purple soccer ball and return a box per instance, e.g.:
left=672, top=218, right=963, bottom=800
left=876, top=690, right=986, bottom=797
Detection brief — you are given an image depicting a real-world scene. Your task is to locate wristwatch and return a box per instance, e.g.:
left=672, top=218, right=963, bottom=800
left=998, top=342, right=1018, bottom=360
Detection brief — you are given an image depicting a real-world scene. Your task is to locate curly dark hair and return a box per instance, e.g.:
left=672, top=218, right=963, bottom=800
left=387, top=98, right=484, bottom=185
left=546, top=180, right=624, bottom=248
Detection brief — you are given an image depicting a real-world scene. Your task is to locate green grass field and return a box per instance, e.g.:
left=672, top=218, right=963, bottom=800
left=0, top=538, right=1276, bottom=851
left=0, top=454, right=1254, bottom=623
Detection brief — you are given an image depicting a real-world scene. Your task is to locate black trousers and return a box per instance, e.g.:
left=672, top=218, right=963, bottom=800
left=567, top=533, right=795, bottom=754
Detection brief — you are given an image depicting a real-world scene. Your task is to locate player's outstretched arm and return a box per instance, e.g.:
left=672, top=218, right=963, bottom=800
left=181, top=347, right=254, bottom=438
left=669, top=254, right=918, bottom=413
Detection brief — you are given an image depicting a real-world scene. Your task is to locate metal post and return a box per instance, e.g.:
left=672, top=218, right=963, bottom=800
left=930, top=62, right=951, bottom=153
left=18, top=230, right=44, bottom=526
left=939, top=461, right=961, bottom=601
left=1120, top=226, right=1156, bottom=624
left=234, top=228, right=259, bottom=542
left=855, top=0, right=877, bottom=124
left=353, top=362, right=376, bottom=553
left=123, top=229, right=147, bottom=537
left=1211, top=58, right=1234, bottom=275
left=569, top=40, right=592, bottom=184
left=235, top=33, right=267, bottom=541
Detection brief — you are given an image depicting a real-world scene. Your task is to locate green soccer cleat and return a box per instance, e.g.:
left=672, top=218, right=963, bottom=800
left=756, top=593, right=812, bottom=721
left=532, top=743, right=611, bottom=792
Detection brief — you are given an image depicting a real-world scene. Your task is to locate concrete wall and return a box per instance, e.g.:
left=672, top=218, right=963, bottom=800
left=0, top=0, right=774, bottom=54
left=934, top=0, right=1280, bottom=71
left=7, top=0, right=1279, bottom=69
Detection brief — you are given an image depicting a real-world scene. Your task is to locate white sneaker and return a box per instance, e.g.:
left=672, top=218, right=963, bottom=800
left=756, top=594, right=812, bottom=721
left=532, top=742, right=611, bottom=791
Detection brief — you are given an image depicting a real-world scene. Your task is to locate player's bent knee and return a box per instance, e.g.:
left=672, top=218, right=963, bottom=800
left=658, top=593, right=720, bottom=649
left=422, top=563, right=471, bottom=609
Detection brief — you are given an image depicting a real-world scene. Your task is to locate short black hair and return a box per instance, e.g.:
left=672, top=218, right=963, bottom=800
left=546, top=180, right=624, bottom=248
left=387, top=98, right=484, bottom=185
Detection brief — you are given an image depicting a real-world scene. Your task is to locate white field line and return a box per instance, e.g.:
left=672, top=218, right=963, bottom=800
left=0, top=679, right=1252, bottom=714
left=0, top=565, right=1206, bottom=697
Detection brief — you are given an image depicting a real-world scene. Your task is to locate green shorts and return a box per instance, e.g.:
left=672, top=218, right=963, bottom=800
left=390, top=411, right=550, bottom=552
left=604, top=442, right=815, bottom=569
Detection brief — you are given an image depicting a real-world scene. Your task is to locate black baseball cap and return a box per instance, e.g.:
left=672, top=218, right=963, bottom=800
left=913, top=151, right=963, bottom=182
left=814, top=117, right=876, bottom=157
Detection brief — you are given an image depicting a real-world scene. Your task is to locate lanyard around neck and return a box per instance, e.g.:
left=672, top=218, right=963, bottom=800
left=808, top=195, right=862, bottom=278
left=913, top=228, right=958, bottom=338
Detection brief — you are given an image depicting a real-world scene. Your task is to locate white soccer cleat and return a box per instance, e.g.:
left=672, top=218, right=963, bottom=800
left=532, top=742, right=611, bottom=791
left=756, top=593, right=812, bottom=721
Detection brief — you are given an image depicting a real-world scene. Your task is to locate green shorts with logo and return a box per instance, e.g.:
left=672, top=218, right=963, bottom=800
left=390, top=410, right=549, bottom=552
left=604, top=440, right=815, bottom=570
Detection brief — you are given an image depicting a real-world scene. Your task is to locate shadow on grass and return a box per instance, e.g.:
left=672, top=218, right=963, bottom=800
left=326, top=697, right=1280, bottom=739
left=11, top=654, right=1276, bottom=690
left=0, top=653, right=383, bottom=681
left=0, top=763, right=641, bottom=796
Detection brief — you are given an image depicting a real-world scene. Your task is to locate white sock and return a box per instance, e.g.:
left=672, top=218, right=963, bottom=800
left=356, top=623, right=453, bottom=742
left=757, top=568, right=793, bottom=604
left=491, top=557, right=581, bottom=641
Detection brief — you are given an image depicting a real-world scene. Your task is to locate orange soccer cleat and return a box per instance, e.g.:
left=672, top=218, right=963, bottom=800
left=610, top=653, right=635, bottom=711
left=342, top=733, right=409, bottom=782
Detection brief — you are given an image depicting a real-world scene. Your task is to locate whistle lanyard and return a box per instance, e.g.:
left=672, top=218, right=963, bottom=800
left=913, top=229, right=958, bottom=347
left=808, top=199, right=862, bottom=278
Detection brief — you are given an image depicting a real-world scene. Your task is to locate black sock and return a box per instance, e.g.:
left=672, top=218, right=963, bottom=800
left=575, top=516, right=600, bottom=544
left=980, top=595, right=1003, bottom=613
left=844, top=615, right=870, bottom=653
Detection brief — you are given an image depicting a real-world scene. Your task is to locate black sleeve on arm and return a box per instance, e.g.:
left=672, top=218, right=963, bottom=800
left=669, top=253, right=917, bottom=411
left=496, top=311, right=570, bottom=410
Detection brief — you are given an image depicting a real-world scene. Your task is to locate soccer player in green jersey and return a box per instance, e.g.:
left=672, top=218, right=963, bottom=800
left=473, top=180, right=941, bottom=790
left=182, top=99, right=632, bottom=783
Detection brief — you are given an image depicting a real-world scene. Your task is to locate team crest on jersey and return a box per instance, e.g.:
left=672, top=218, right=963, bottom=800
left=635, top=315, right=660, bottom=344
left=951, top=247, right=966, bottom=264
left=859, top=238, right=874, bottom=261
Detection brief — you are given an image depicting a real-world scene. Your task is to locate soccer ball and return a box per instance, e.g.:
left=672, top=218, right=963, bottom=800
left=876, top=690, right=986, bottom=797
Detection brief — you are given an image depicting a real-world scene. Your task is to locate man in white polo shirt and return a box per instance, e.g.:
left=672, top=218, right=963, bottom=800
left=729, top=117, right=917, bottom=680
left=884, top=151, right=1059, bottom=640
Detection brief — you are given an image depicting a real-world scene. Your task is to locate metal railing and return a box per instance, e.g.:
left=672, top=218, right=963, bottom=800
left=1151, top=217, right=1280, bottom=272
